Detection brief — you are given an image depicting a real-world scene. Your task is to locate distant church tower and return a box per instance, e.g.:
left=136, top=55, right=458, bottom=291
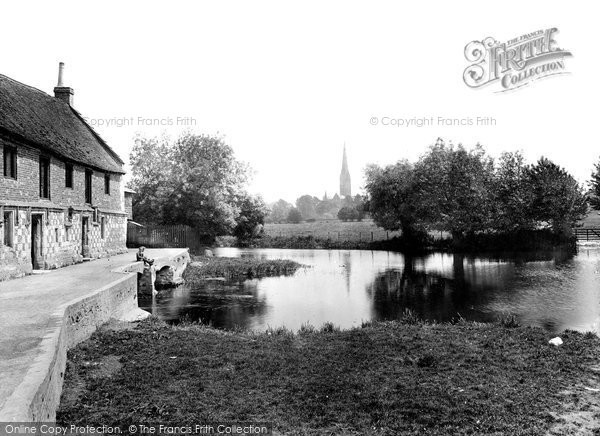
left=340, top=144, right=351, bottom=197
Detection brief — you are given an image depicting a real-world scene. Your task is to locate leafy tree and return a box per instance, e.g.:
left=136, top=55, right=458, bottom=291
left=525, top=157, right=587, bottom=237
left=491, top=151, right=536, bottom=232
left=267, top=199, right=293, bottom=223
left=128, top=135, right=172, bottom=224
left=295, top=195, right=319, bottom=220
left=316, top=197, right=340, bottom=218
left=590, top=158, right=600, bottom=209
left=287, top=208, right=303, bottom=224
left=364, top=160, right=426, bottom=242
left=414, top=141, right=494, bottom=239
left=234, top=194, right=268, bottom=241
left=129, top=132, right=250, bottom=238
left=353, top=194, right=367, bottom=221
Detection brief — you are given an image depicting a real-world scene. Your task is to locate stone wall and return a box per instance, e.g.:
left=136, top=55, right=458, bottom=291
left=0, top=209, right=127, bottom=281
left=0, top=138, right=128, bottom=281
left=0, top=138, right=123, bottom=211
left=124, top=192, right=134, bottom=220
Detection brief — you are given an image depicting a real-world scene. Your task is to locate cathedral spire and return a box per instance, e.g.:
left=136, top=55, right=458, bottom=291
left=340, top=143, right=351, bottom=197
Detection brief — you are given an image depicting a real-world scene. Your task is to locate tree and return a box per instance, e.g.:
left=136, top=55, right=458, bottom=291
left=414, top=141, right=494, bottom=239
left=316, top=196, right=340, bottom=218
left=295, top=195, right=319, bottom=220
left=128, top=135, right=173, bottom=224
left=525, top=157, right=587, bottom=237
left=353, top=194, right=367, bottom=221
left=234, top=194, right=268, bottom=241
left=590, top=158, right=600, bottom=209
left=267, top=199, right=293, bottom=223
left=129, top=132, right=250, bottom=238
left=287, top=208, right=303, bottom=224
left=491, top=151, right=536, bottom=232
left=364, top=160, right=426, bottom=242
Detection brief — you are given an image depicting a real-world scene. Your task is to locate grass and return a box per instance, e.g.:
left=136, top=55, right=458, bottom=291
left=263, top=219, right=402, bottom=242
left=183, top=255, right=303, bottom=283
left=57, top=316, right=600, bottom=435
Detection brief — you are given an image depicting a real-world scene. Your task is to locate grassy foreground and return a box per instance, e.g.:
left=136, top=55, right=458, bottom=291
left=57, top=317, right=600, bottom=435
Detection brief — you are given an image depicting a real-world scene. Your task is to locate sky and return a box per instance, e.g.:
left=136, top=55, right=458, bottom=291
left=1, top=1, right=597, bottom=203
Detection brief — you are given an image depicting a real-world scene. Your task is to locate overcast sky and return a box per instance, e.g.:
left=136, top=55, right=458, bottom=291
left=1, top=1, right=597, bottom=203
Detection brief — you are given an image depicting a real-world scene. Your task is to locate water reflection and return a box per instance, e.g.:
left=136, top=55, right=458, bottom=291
left=139, top=247, right=600, bottom=333
left=139, top=280, right=269, bottom=329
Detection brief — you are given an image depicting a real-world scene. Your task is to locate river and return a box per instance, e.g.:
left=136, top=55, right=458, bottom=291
left=139, top=246, right=600, bottom=333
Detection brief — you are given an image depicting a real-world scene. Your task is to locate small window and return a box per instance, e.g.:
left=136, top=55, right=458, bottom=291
left=39, top=157, right=50, bottom=199
left=104, top=174, right=110, bottom=195
left=101, top=216, right=106, bottom=239
left=65, top=163, right=73, bottom=188
left=3, top=146, right=17, bottom=179
left=85, top=169, right=93, bottom=204
left=3, top=211, right=13, bottom=247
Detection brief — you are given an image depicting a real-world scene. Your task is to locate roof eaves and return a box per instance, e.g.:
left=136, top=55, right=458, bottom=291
left=0, top=126, right=126, bottom=174
left=68, top=106, right=126, bottom=166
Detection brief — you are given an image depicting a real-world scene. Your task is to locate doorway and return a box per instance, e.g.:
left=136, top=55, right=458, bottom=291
left=81, top=216, right=89, bottom=257
left=31, top=214, right=43, bottom=270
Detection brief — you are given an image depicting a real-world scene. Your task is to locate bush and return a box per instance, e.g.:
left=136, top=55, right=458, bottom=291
left=499, top=315, right=520, bottom=328
left=320, top=322, right=341, bottom=333
left=337, top=206, right=359, bottom=222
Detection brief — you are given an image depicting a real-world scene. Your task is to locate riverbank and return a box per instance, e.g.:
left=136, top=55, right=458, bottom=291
left=183, top=255, right=303, bottom=283
left=223, top=229, right=578, bottom=255
left=57, top=316, right=600, bottom=435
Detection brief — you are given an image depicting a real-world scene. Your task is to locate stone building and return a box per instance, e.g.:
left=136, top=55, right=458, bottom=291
left=0, top=63, right=128, bottom=281
left=124, top=188, right=135, bottom=220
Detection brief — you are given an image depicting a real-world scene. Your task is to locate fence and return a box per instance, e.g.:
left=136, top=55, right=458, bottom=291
left=574, top=227, right=600, bottom=241
left=127, top=223, right=209, bottom=252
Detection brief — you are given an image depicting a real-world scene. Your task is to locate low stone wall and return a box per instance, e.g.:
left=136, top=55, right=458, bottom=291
left=0, top=274, right=142, bottom=422
left=0, top=248, right=189, bottom=422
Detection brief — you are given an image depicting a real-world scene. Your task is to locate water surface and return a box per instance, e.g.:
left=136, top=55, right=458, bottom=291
left=139, top=247, right=600, bottom=333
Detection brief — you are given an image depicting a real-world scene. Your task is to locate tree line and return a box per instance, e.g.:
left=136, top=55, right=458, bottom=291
left=365, top=139, right=590, bottom=245
left=266, top=194, right=367, bottom=224
left=128, top=133, right=599, bottom=247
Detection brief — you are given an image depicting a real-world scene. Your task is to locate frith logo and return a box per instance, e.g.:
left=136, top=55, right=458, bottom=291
left=463, top=28, right=572, bottom=92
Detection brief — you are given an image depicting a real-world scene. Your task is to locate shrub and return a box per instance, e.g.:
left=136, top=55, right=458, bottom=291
left=499, top=315, right=520, bottom=328
left=399, top=308, right=421, bottom=325
left=298, top=323, right=316, bottom=335
left=287, top=208, right=303, bottom=224
left=320, top=322, right=341, bottom=333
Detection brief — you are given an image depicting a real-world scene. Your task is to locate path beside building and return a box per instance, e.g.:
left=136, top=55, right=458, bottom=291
left=0, top=248, right=188, bottom=421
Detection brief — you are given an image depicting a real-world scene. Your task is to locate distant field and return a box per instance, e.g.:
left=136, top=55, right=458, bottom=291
left=263, top=219, right=401, bottom=242
left=580, top=209, right=600, bottom=227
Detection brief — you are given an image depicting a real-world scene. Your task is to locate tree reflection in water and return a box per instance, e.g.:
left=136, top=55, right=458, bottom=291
left=139, top=279, right=268, bottom=329
left=139, top=247, right=600, bottom=334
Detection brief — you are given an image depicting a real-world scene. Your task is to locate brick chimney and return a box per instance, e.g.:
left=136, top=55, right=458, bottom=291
left=54, top=62, right=74, bottom=106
